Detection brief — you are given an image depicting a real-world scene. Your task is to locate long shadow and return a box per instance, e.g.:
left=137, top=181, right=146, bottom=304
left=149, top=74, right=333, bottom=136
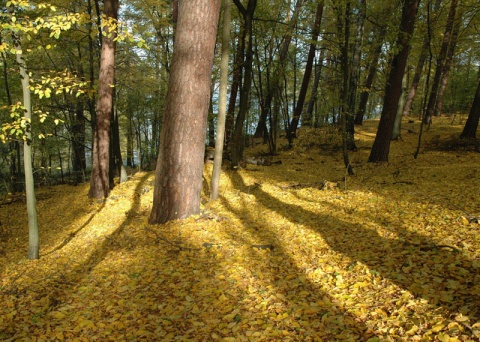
left=227, top=172, right=480, bottom=329
left=217, top=191, right=372, bottom=339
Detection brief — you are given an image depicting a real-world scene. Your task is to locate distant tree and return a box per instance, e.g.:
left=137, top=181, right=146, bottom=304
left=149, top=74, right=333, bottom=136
left=149, top=0, right=221, bottom=224
left=368, top=0, right=421, bottom=162
left=89, top=0, right=119, bottom=199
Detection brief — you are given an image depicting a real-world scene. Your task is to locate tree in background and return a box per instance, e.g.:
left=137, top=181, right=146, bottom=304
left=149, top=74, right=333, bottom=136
left=149, top=0, right=221, bottom=224
left=89, top=0, right=119, bottom=199
left=460, top=69, right=480, bottom=139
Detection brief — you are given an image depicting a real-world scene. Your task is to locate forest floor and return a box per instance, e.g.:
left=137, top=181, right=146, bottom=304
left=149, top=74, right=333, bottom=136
left=1, top=117, right=480, bottom=341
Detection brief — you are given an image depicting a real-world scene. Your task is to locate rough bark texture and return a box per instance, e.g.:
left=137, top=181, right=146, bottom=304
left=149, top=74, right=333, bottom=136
left=149, top=0, right=221, bottom=224
left=368, top=0, right=421, bottom=162
left=89, top=0, right=119, bottom=198
left=460, top=75, right=480, bottom=139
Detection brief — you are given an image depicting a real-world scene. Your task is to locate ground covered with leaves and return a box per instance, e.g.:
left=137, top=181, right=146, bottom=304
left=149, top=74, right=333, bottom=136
left=1, top=117, right=479, bottom=341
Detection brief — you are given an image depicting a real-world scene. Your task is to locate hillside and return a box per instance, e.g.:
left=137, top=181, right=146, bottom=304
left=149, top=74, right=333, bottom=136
left=1, top=117, right=479, bottom=341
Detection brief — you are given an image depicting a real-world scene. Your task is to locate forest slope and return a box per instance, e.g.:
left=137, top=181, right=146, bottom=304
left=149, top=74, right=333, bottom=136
left=1, top=117, right=479, bottom=341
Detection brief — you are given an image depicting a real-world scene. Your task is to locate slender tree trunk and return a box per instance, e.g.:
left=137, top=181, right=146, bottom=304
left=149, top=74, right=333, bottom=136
left=368, top=0, right=421, bottom=162
left=89, top=0, right=119, bottom=198
left=10, top=6, right=39, bottom=259
left=288, top=1, right=323, bottom=141
left=392, top=71, right=407, bottom=140
left=224, top=36, right=242, bottom=151
left=460, top=70, right=480, bottom=139
left=254, top=0, right=304, bottom=141
left=304, top=48, right=325, bottom=126
left=110, top=91, right=127, bottom=183
left=72, top=101, right=86, bottom=183
left=354, top=25, right=387, bottom=125
left=149, top=0, right=221, bottom=224
left=211, top=0, right=231, bottom=201
left=423, top=0, right=458, bottom=124
left=231, top=0, right=257, bottom=167
left=126, top=115, right=134, bottom=167
left=435, top=16, right=460, bottom=116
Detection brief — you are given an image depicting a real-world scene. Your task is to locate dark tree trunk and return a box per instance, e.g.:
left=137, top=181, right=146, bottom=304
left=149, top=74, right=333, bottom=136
left=288, top=1, right=323, bottom=141
left=224, top=37, right=243, bottom=151
left=126, top=115, right=134, bottom=167
left=460, top=74, right=480, bottom=139
left=304, top=48, right=325, bottom=127
left=231, top=0, right=257, bottom=167
left=110, top=92, right=127, bottom=183
left=423, top=0, right=458, bottom=124
left=435, top=16, right=460, bottom=116
left=149, top=0, right=221, bottom=224
left=368, top=0, right=421, bottom=162
left=354, top=25, right=387, bottom=125
left=89, top=0, right=119, bottom=198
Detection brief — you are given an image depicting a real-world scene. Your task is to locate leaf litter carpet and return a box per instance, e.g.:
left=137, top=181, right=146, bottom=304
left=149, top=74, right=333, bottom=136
left=1, top=118, right=479, bottom=341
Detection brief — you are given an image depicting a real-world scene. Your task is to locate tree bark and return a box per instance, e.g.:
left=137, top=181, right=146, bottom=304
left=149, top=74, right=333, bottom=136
left=149, top=0, right=221, bottom=224
left=10, top=5, right=39, bottom=259
left=89, top=0, right=119, bottom=198
left=230, top=0, right=257, bottom=167
left=368, top=0, right=421, bottom=162
left=288, top=1, right=323, bottom=141
left=211, top=0, right=231, bottom=201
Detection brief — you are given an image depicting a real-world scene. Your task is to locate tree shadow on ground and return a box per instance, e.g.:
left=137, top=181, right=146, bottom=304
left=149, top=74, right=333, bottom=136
left=226, top=171, right=480, bottom=328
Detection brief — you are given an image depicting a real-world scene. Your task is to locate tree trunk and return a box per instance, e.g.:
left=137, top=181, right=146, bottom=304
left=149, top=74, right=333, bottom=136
left=354, top=25, right=387, bottom=125
left=288, top=1, right=323, bottom=141
left=423, top=0, right=458, bottom=124
left=304, top=48, right=325, bottom=127
left=89, top=0, right=119, bottom=198
left=368, top=0, right=421, bottom=162
left=230, top=0, right=257, bottom=167
left=72, top=101, right=86, bottom=184
left=10, top=5, right=39, bottom=260
left=149, top=0, right=221, bottom=224
left=460, top=72, right=480, bottom=139
left=435, top=16, right=460, bottom=116
left=224, top=36, right=242, bottom=151
left=211, top=0, right=231, bottom=201
left=392, top=71, right=407, bottom=140
left=110, top=91, right=127, bottom=183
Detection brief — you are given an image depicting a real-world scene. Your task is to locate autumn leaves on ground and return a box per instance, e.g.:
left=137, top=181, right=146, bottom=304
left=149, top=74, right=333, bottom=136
left=1, top=118, right=479, bottom=341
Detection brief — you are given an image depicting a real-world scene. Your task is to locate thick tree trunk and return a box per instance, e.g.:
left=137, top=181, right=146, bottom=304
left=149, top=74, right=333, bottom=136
left=288, top=1, right=323, bottom=141
left=460, top=74, right=480, bottom=139
left=211, top=0, right=231, bottom=201
left=149, top=0, right=221, bottom=224
left=89, top=0, right=119, bottom=198
left=368, top=0, right=421, bottom=162
left=423, top=0, right=458, bottom=124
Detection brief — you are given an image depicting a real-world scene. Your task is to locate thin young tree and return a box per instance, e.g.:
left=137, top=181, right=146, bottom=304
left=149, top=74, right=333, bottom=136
left=89, top=0, right=119, bottom=199
left=460, top=69, right=480, bottom=139
left=149, top=0, right=221, bottom=224
left=211, top=0, right=231, bottom=201
left=9, top=5, right=39, bottom=260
